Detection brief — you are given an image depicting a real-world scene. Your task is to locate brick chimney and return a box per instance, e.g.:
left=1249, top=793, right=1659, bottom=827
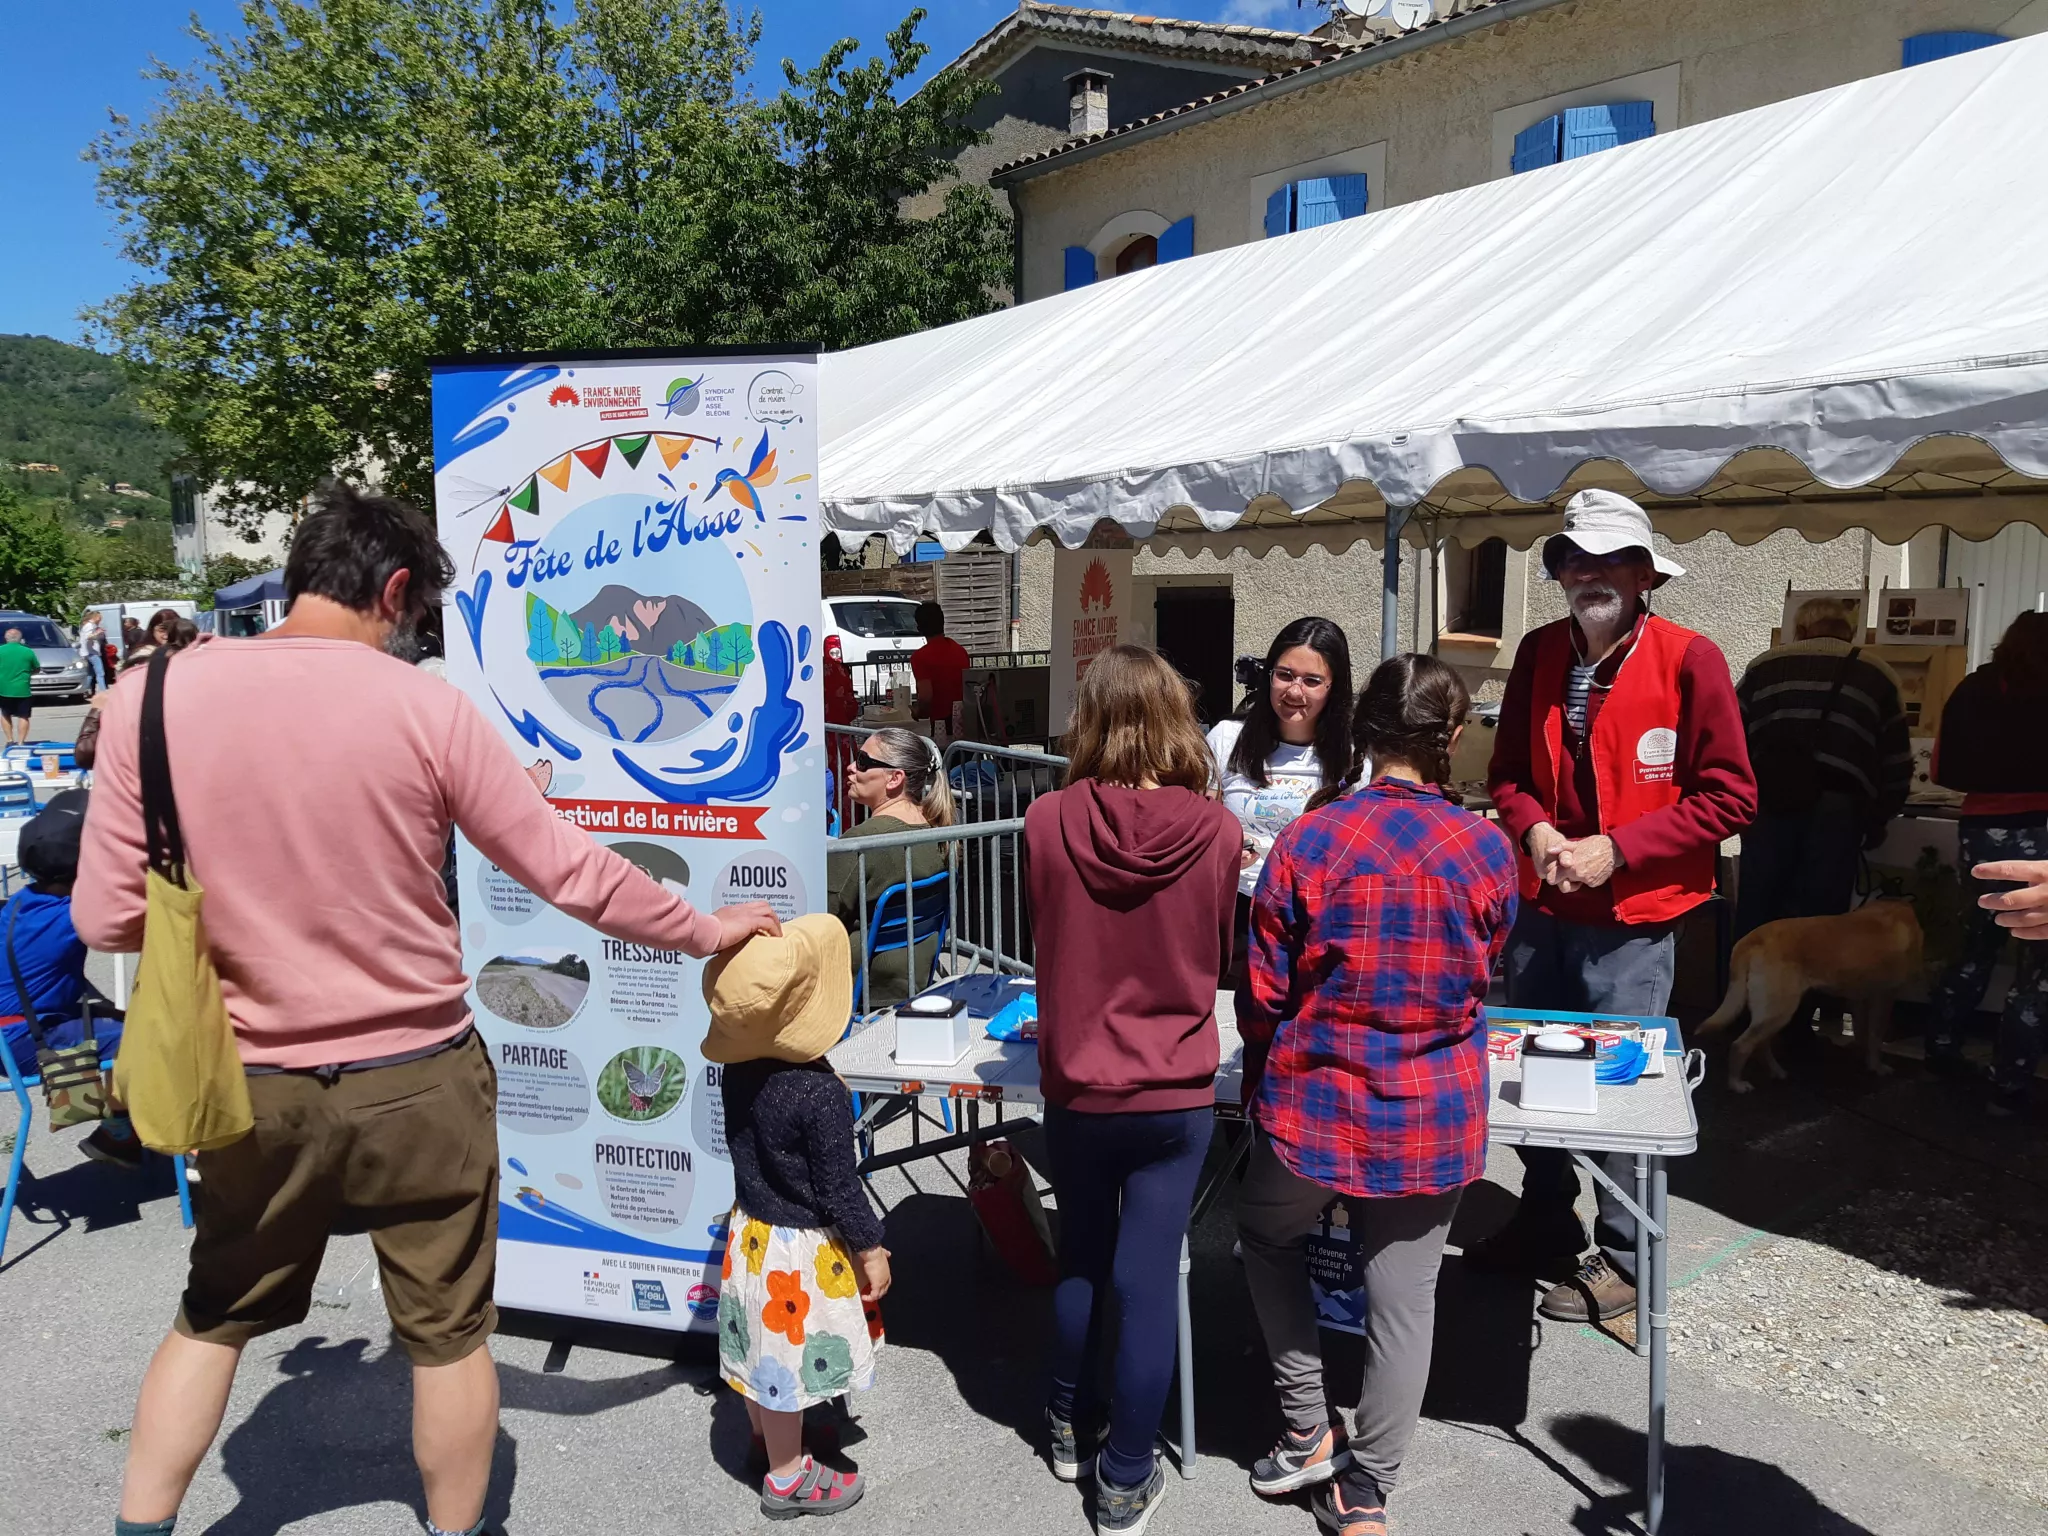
left=1066, top=70, right=1112, bottom=136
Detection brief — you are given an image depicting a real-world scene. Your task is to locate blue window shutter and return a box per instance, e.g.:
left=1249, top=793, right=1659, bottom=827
left=1903, top=31, right=2004, bottom=66
left=1563, top=100, right=1654, bottom=160
left=1264, top=184, right=1293, bottom=238
left=1159, top=216, right=1195, bottom=263
left=1294, top=174, right=1368, bottom=229
left=1512, top=114, right=1562, bottom=173
left=1063, top=246, right=1096, bottom=291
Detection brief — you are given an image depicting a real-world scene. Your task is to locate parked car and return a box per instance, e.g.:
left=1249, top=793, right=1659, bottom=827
left=0, top=611, right=92, bottom=703
left=821, top=594, right=927, bottom=667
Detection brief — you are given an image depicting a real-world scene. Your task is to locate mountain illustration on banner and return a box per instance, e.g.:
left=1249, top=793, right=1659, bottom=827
left=525, top=583, right=755, bottom=744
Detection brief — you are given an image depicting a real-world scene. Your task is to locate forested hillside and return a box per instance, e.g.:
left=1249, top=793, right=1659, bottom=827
left=0, top=333, right=180, bottom=518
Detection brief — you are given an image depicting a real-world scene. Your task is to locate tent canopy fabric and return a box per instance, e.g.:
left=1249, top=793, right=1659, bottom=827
left=213, top=569, right=288, bottom=609
left=820, top=36, right=2048, bottom=554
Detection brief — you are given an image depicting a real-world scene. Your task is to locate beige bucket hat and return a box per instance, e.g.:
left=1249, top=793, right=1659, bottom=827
left=700, top=913, right=853, bottom=1066
left=1541, top=489, right=1685, bottom=586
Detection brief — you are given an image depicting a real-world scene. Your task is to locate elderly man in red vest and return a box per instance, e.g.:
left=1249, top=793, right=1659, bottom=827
left=1474, top=490, right=1756, bottom=1321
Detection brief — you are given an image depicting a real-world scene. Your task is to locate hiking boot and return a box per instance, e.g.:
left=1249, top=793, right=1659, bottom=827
left=1538, top=1254, right=1637, bottom=1322
left=81, top=1124, right=145, bottom=1172
left=1250, top=1420, right=1351, bottom=1496
left=1462, top=1216, right=1586, bottom=1278
left=1045, top=1404, right=1097, bottom=1483
left=1311, top=1467, right=1388, bottom=1535
left=760, top=1456, right=864, bottom=1521
left=1095, top=1457, right=1167, bottom=1536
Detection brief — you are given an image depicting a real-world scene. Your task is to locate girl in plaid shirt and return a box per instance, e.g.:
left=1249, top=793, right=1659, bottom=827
left=1236, top=655, right=1518, bottom=1536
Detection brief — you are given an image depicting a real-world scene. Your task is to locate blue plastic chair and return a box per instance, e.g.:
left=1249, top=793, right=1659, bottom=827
left=4, top=743, right=76, bottom=774
left=2, top=1016, right=193, bottom=1265
left=0, top=775, right=33, bottom=814
left=851, top=870, right=952, bottom=1016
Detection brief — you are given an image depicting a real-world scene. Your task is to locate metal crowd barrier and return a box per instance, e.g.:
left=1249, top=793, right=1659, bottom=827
left=843, top=649, right=1052, bottom=706
left=825, top=815, right=1035, bottom=1025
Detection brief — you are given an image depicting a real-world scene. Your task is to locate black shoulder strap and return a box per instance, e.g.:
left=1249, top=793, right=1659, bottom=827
left=1816, top=646, right=1862, bottom=730
left=139, top=646, right=187, bottom=887
left=6, top=900, right=46, bottom=1049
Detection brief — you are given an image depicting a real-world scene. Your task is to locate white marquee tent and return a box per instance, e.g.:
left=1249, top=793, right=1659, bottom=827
left=819, top=34, right=2048, bottom=653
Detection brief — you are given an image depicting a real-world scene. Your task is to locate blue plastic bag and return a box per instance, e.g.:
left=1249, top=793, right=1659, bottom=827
left=986, top=992, right=1038, bottom=1043
left=1595, top=1036, right=1649, bottom=1085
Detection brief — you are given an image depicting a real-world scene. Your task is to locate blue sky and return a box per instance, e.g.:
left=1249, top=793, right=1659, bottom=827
left=0, top=1, right=1312, bottom=347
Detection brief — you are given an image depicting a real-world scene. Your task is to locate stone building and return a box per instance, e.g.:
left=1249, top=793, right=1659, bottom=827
left=950, top=0, right=2048, bottom=696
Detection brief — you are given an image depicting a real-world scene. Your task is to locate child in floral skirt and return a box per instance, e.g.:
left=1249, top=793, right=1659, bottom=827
left=704, top=913, right=891, bottom=1521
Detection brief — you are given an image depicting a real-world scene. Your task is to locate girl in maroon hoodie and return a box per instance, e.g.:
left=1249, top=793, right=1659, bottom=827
left=1025, top=645, right=1241, bottom=1535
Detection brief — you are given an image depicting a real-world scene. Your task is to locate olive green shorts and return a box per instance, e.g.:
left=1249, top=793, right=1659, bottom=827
left=176, top=1029, right=500, bottom=1366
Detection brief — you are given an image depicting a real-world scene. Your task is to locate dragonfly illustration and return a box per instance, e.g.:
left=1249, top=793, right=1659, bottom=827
left=623, top=1058, right=672, bottom=1113
left=710, top=432, right=779, bottom=520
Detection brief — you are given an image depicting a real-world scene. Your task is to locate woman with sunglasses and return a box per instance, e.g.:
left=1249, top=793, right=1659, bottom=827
left=1206, top=617, right=1356, bottom=983
left=827, top=727, right=957, bottom=1005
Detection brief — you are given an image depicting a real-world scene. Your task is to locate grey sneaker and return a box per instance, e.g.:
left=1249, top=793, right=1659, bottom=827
left=1046, top=1406, right=1088, bottom=1482
left=1250, top=1421, right=1351, bottom=1496
left=1096, top=1458, right=1167, bottom=1536
left=760, top=1456, right=865, bottom=1521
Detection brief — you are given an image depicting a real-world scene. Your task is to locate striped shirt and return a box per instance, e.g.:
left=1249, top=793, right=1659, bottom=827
left=1736, top=639, right=1911, bottom=826
left=1564, top=658, right=1598, bottom=737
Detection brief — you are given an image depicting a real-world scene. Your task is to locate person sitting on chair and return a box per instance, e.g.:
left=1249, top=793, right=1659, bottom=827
left=828, top=727, right=956, bottom=1006
left=0, top=790, right=140, bottom=1168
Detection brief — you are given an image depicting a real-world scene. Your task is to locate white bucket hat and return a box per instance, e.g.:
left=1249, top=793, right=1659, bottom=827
left=1541, top=489, right=1685, bottom=587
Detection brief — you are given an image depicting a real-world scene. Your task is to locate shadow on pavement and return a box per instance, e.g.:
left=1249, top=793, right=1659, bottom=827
left=1550, top=1411, right=1878, bottom=1535
left=194, top=1332, right=689, bottom=1534
left=0, top=1150, right=185, bottom=1273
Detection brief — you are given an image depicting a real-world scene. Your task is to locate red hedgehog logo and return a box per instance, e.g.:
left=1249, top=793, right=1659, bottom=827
left=1078, top=558, right=1115, bottom=613
left=547, top=384, right=579, bottom=408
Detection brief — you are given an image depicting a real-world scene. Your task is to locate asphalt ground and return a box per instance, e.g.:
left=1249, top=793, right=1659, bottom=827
left=7, top=700, right=2046, bottom=1533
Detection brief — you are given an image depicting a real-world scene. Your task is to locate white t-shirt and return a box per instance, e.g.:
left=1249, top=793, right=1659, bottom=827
left=1207, top=718, right=1332, bottom=899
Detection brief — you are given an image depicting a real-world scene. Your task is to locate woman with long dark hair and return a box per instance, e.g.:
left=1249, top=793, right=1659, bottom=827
left=1206, top=617, right=1354, bottom=982
left=1926, top=610, right=2048, bottom=1112
left=1026, top=646, right=1241, bottom=1534
left=1236, top=654, right=1517, bottom=1532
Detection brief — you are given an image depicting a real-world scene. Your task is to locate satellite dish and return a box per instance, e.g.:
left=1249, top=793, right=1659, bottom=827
left=1338, top=0, right=1376, bottom=15
left=1390, top=0, right=1436, bottom=25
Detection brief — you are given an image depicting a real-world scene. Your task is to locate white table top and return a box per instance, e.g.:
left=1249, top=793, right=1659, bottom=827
left=830, top=985, right=1699, bottom=1158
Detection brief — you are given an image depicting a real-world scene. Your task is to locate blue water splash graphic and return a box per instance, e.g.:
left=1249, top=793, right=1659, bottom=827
left=434, top=364, right=561, bottom=465
left=508, top=1158, right=529, bottom=1176
left=797, top=625, right=812, bottom=662
left=503, top=1187, right=716, bottom=1264
left=800, top=665, right=814, bottom=682
left=727, top=713, right=743, bottom=732
left=612, top=620, right=805, bottom=805
left=455, top=573, right=490, bottom=664
left=495, top=692, right=583, bottom=760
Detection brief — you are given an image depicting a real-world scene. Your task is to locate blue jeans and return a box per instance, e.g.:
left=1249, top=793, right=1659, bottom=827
left=1927, top=820, right=2048, bottom=1092
left=4, top=1014, right=122, bottom=1078
left=1502, top=906, right=1677, bottom=1283
left=1044, top=1103, right=1212, bottom=1488
left=85, top=649, right=107, bottom=693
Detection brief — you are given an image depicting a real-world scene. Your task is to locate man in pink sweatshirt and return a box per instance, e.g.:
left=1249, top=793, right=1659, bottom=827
left=76, top=485, right=780, bottom=1536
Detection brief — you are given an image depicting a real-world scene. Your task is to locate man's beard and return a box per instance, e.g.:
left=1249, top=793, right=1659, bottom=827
left=383, top=618, right=425, bottom=662
left=1570, top=584, right=1628, bottom=628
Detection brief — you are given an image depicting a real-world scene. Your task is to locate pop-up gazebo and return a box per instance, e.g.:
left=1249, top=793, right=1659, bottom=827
left=820, top=34, right=2048, bottom=657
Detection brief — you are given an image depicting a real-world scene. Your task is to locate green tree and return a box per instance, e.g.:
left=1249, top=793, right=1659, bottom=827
left=87, top=1, right=1006, bottom=525
left=0, top=486, right=83, bottom=616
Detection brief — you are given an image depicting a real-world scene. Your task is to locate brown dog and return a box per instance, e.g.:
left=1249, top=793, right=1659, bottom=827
left=1699, top=899, right=1924, bottom=1092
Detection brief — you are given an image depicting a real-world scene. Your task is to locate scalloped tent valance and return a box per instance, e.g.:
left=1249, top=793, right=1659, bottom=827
left=819, top=35, right=2048, bottom=556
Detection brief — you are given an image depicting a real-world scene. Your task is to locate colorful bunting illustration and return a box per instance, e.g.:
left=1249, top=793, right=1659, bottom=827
left=483, top=507, right=515, bottom=544
left=507, top=477, right=538, bottom=514
left=539, top=453, right=575, bottom=493
left=654, top=434, right=693, bottom=470
left=573, top=441, right=611, bottom=478
left=616, top=435, right=651, bottom=469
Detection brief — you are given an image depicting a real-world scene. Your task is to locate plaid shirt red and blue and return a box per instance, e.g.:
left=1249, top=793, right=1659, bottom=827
left=1240, top=777, right=1518, bottom=1199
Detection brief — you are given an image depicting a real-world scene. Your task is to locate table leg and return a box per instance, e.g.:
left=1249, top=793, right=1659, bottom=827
left=1176, top=1230, right=1196, bottom=1478
left=1633, top=1154, right=1650, bottom=1360
left=1647, top=1156, right=1669, bottom=1534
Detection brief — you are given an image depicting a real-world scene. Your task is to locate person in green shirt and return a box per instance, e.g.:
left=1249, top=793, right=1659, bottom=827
left=829, top=727, right=957, bottom=1007
left=0, top=628, right=38, bottom=746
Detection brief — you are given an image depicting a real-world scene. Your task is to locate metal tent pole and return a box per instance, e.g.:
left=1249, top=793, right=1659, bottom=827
left=1382, top=506, right=1411, bottom=660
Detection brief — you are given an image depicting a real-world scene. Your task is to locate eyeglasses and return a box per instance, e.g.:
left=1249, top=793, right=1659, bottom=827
left=1271, top=666, right=1330, bottom=691
left=851, top=750, right=894, bottom=774
left=1558, top=547, right=1641, bottom=574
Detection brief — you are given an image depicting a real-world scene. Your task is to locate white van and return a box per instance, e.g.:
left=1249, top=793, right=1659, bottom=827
left=89, top=598, right=200, bottom=640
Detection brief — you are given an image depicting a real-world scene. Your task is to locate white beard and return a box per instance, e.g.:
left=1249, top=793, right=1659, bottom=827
left=1570, top=584, right=1628, bottom=629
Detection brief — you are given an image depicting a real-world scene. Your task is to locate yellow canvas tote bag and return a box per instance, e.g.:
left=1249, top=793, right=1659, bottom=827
left=111, top=647, right=252, bottom=1152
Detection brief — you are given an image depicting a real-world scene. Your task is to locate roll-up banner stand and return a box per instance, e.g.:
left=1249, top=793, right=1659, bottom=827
left=431, top=347, right=823, bottom=1331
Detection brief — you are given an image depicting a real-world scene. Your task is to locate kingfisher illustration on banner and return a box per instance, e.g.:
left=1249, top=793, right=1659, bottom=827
left=710, top=433, right=779, bottom=521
